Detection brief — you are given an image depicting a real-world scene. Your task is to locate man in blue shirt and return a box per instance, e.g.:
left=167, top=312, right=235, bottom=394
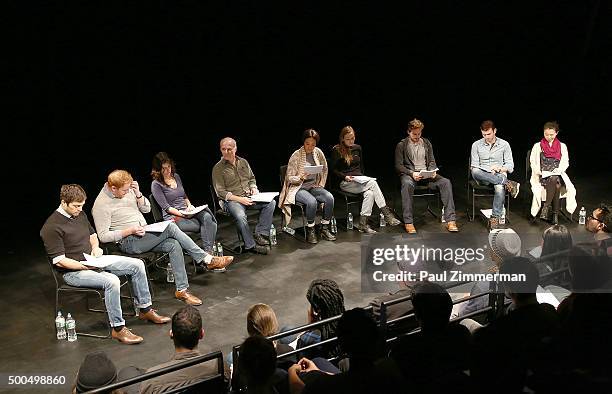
left=470, top=120, right=520, bottom=229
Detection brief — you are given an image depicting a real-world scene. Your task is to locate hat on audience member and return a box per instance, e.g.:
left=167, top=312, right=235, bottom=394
left=488, top=228, right=522, bottom=259
left=75, top=351, right=118, bottom=393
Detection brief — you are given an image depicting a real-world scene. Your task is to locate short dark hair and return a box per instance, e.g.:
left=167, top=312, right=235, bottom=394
left=543, top=121, right=560, bottom=132
left=61, top=184, right=87, bottom=204
left=499, top=257, right=540, bottom=301
left=337, top=308, right=380, bottom=361
left=172, top=306, right=202, bottom=350
left=569, top=244, right=612, bottom=291
left=238, top=336, right=276, bottom=388
left=411, top=281, right=453, bottom=330
left=597, top=203, right=611, bottom=233
left=303, top=128, right=320, bottom=144
left=480, top=120, right=495, bottom=131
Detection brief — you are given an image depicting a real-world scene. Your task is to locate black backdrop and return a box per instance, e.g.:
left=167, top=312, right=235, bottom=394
left=5, top=1, right=610, bottom=249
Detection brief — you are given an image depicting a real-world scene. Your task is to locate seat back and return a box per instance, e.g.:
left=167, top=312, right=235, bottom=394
left=149, top=193, right=164, bottom=222
left=209, top=184, right=228, bottom=218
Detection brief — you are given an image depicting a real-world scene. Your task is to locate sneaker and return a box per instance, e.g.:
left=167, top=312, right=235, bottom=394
left=489, top=217, right=500, bottom=231
left=505, top=180, right=520, bottom=198
left=247, top=244, right=269, bottom=255
left=207, top=255, right=234, bottom=272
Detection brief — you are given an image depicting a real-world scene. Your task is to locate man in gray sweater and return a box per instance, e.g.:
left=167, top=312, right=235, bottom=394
left=395, top=118, right=458, bottom=233
left=92, top=170, right=233, bottom=307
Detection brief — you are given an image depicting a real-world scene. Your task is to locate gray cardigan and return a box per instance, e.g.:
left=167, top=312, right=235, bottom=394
left=394, top=137, right=438, bottom=176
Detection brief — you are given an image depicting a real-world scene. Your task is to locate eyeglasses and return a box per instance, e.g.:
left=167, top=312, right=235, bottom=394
left=588, top=215, right=607, bottom=227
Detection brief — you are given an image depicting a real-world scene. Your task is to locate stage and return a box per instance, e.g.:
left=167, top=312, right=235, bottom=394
left=0, top=168, right=607, bottom=393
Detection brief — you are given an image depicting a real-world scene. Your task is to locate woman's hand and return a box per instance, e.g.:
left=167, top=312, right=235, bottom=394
left=345, top=175, right=354, bottom=182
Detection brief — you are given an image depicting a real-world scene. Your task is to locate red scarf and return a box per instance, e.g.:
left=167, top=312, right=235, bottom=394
left=540, top=137, right=561, bottom=160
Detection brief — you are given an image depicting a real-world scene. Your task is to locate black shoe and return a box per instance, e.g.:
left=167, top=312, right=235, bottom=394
left=246, top=245, right=269, bottom=255
left=306, top=226, right=318, bottom=244
left=540, top=205, right=550, bottom=221
left=320, top=224, right=337, bottom=241
left=253, top=233, right=270, bottom=246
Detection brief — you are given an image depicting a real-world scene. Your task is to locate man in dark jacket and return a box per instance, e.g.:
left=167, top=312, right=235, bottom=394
left=395, top=118, right=458, bottom=233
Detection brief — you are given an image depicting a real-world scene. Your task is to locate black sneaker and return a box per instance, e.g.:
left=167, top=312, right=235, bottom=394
left=247, top=244, right=269, bottom=255
left=253, top=233, right=270, bottom=246
left=505, top=180, right=520, bottom=198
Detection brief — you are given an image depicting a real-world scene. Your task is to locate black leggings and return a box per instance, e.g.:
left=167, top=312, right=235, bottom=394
left=543, top=175, right=561, bottom=212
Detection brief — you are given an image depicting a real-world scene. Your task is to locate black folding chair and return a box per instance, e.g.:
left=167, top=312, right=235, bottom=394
left=47, top=257, right=134, bottom=339
left=467, top=157, right=510, bottom=222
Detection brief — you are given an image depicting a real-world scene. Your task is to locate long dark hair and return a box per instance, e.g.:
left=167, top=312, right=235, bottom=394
left=306, top=279, right=345, bottom=357
left=541, top=224, right=573, bottom=271
left=151, top=152, right=176, bottom=186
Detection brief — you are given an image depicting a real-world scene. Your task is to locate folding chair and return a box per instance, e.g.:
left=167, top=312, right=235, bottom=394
left=467, top=157, right=510, bottom=222
left=47, top=258, right=134, bottom=339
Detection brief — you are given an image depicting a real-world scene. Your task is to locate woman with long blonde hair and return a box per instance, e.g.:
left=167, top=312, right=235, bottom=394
left=331, top=126, right=400, bottom=233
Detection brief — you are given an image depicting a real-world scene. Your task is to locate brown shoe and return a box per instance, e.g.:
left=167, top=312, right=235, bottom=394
left=138, top=309, right=171, bottom=324
left=175, top=289, right=203, bottom=306
left=489, top=217, right=500, bottom=231
left=404, top=224, right=417, bottom=234
left=111, top=326, right=143, bottom=345
left=446, top=221, right=459, bottom=232
left=207, top=256, right=234, bottom=272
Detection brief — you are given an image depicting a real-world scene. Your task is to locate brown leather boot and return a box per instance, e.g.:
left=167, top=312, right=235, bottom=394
left=112, top=326, right=143, bottom=345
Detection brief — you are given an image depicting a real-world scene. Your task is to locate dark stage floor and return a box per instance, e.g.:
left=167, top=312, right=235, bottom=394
left=1, top=171, right=609, bottom=393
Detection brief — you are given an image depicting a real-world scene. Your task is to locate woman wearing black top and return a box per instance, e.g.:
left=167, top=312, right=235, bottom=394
left=331, top=126, right=400, bottom=233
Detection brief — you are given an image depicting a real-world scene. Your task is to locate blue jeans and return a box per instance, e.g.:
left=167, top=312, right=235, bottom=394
left=118, top=222, right=207, bottom=292
left=471, top=168, right=507, bottom=217
left=295, top=187, right=334, bottom=222
left=176, top=207, right=217, bottom=253
left=63, top=257, right=151, bottom=327
left=224, top=200, right=275, bottom=249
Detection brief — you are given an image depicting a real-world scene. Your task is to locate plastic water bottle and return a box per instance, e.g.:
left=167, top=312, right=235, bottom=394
left=441, top=206, right=446, bottom=223
left=499, top=207, right=506, bottom=225
left=379, top=213, right=386, bottom=227
left=347, top=213, right=354, bottom=230
left=270, top=224, right=277, bottom=246
left=55, top=311, right=66, bottom=340
left=66, top=313, right=77, bottom=342
left=212, top=243, right=218, bottom=256
left=283, top=226, right=295, bottom=235
left=217, top=242, right=224, bottom=257
left=579, top=207, right=586, bottom=225
left=330, top=217, right=338, bottom=234
left=167, top=263, right=174, bottom=283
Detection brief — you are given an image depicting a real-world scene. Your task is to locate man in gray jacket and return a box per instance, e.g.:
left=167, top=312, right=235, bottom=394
left=395, top=119, right=458, bottom=233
